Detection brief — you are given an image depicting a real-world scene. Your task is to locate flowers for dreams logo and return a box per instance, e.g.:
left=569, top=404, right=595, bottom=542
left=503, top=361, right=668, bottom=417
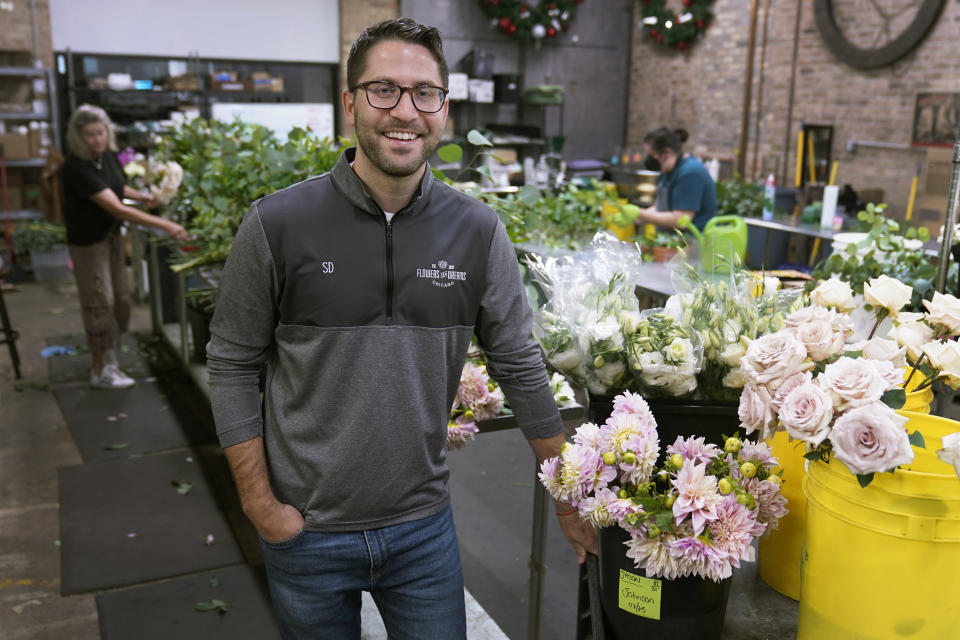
left=416, top=259, right=468, bottom=289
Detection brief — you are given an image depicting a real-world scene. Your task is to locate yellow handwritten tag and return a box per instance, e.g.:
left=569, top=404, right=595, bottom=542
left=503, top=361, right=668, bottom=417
left=618, top=569, right=661, bottom=620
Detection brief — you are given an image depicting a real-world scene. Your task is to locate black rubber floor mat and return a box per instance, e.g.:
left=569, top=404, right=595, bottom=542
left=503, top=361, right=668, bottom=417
left=58, top=449, right=244, bottom=595
left=96, top=565, right=281, bottom=639
left=46, top=334, right=152, bottom=384
left=53, top=379, right=214, bottom=463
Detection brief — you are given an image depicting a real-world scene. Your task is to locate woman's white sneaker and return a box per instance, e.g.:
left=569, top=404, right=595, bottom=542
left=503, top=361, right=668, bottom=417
left=89, top=364, right=136, bottom=389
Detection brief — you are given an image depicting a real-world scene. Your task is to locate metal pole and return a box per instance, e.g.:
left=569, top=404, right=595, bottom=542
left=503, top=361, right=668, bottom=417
left=178, top=271, right=188, bottom=369
left=526, top=468, right=550, bottom=640
left=935, top=125, right=960, bottom=292
left=737, top=0, right=760, bottom=177
left=148, top=237, right=162, bottom=336
left=781, top=0, right=803, bottom=188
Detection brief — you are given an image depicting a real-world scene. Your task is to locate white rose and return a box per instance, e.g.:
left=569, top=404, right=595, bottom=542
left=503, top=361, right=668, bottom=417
left=811, top=277, right=856, bottom=312
left=818, top=356, right=897, bottom=410
left=830, top=403, right=914, bottom=475
left=785, top=305, right=838, bottom=329
left=738, top=384, right=776, bottom=440
left=722, top=367, right=746, bottom=388
left=937, top=432, right=960, bottom=479
left=719, top=342, right=746, bottom=367
left=922, top=340, right=960, bottom=389
left=779, top=383, right=834, bottom=446
left=922, top=291, right=960, bottom=336
left=858, top=337, right=908, bottom=368
left=863, top=275, right=913, bottom=317
left=772, top=371, right=813, bottom=411
left=793, top=320, right=846, bottom=362
left=889, top=320, right=935, bottom=362
left=740, top=332, right=812, bottom=390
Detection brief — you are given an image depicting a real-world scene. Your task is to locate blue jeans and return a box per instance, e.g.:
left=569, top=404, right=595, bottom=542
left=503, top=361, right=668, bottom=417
left=259, top=506, right=466, bottom=640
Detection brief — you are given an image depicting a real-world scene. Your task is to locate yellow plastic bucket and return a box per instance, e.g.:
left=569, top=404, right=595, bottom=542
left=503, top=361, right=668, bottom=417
left=601, top=201, right=635, bottom=241
left=757, top=430, right=807, bottom=600
left=902, top=370, right=933, bottom=414
left=798, top=411, right=960, bottom=639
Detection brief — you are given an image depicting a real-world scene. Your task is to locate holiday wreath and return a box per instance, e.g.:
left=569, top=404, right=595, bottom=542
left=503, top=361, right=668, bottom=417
left=478, top=0, right=583, bottom=42
left=640, top=0, right=714, bottom=50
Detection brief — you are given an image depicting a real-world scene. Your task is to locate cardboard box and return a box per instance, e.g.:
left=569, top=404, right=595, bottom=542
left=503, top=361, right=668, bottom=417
left=1, top=185, right=22, bottom=210
left=468, top=79, right=494, bottom=103
left=0, top=133, right=30, bottom=159
left=448, top=73, right=468, bottom=101
left=252, top=73, right=283, bottom=93
left=28, top=123, right=42, bottom=157
left=166, top=73, right=201, bottom=91
left=211, top=80, right=249, bottom=92
left=211, top=70, right=238, bottom=83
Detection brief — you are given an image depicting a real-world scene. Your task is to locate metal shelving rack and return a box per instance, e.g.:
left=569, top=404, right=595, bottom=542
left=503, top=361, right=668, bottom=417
left=0, top=64, right=61, bottom=222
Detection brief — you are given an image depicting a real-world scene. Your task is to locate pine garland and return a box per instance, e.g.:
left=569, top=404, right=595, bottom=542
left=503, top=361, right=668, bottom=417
left=478, top=0, right=584, bottom=42
left=640, top=0, right=714, bottom=50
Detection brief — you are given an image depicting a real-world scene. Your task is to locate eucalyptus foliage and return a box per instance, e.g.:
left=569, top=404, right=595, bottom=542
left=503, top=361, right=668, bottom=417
left=811, top=203, right=955, bottom=309
left=154, top=118, right=344, bottom=273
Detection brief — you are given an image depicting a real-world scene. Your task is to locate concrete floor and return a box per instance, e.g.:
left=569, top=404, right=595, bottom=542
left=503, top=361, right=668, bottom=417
left=0, top=275, right=804, bottom=639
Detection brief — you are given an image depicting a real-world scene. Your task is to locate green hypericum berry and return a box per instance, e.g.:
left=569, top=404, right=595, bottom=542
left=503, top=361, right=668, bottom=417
left=724, top=437, right=742, bottom=453
left=463, top=410, right=475, bottom=420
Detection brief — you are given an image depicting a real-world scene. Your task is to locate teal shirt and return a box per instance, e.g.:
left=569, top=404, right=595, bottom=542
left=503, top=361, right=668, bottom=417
left=657, top=155, right=718, bottom=231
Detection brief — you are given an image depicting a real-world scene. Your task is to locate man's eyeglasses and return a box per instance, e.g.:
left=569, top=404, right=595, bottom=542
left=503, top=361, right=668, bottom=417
left=352, top=81, right=448, bottom=113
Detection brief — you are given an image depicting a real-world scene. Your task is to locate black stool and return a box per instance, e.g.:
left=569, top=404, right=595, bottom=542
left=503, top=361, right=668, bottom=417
left=0, top=265, right=22, bottom=379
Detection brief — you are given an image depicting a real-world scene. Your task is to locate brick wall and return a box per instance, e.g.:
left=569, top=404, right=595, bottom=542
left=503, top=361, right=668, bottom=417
left=338, top=0, right=402, bottom=136
left=0, top=0, right=53, bottom=67
left=627, top=0, right=960, bottom=221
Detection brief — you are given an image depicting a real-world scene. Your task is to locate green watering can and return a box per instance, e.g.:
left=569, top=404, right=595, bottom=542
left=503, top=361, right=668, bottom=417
left=680, top=215, right=748, bottom=273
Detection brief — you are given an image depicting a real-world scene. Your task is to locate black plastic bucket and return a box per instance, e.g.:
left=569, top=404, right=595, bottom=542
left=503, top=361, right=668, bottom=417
left=598, top=526, right=732, bottom=640
left=587, top=395, right=746, bottom=461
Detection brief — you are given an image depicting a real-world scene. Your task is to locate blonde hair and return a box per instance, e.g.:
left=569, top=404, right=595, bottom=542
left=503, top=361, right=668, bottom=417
left=66, top=104, right=117, bottom=160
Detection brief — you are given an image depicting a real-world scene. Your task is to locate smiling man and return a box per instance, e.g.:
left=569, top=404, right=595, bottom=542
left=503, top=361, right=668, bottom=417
left=206, top=17, right=595, bottom=640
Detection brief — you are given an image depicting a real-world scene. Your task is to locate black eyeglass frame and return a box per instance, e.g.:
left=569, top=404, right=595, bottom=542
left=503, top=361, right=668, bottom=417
left=351, top=80, right=449, bottom=113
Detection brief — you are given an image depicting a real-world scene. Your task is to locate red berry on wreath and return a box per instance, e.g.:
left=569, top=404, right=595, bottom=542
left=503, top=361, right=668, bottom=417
left=649, top=29, right=658, bottom=38
left=499, top=17, right=511, bottom=28
left=547, top=27, right=557, bottom=36
left=683, top=0, right=691, bottom=6
left=656, top=34, right=663, bottom=44
left=696, top=19, right=704, bottom=28
left=677, top=41, right=689, bottom=51
left=508, top=24, right=517, bottom=33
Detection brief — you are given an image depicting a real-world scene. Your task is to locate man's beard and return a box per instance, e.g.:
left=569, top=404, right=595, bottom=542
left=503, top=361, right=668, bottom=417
left=355, top=120, right=438, bottom=178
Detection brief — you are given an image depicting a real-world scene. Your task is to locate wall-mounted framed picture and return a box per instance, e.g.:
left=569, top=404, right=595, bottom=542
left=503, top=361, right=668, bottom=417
left=912, top=92, right=960, bottom=147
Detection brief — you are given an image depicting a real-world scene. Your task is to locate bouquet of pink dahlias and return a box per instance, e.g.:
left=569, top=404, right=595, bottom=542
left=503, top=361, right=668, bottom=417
left=737, top=298, right=926, bottom=486
left=539, top=391, right=787, bottom=582
left=446, top=361, right=506, bottom=450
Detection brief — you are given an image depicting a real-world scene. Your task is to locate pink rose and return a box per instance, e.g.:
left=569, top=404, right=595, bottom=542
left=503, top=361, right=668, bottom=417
left=741, top=332, right=811, bottom=391
left=818, top=356, right=899, bottom=411
left=785, top=305, right=837, bottom=328
left=829, top=403, right=914, bottom=475
left=772, top=371, right=813, bottom=411
left=738, top=384, right=776, bottom=441
left=857, top=337, right=908, bottom=369
left=779, top=382, right=834, bottom=446
left=793, top=320, right=846, bottom=362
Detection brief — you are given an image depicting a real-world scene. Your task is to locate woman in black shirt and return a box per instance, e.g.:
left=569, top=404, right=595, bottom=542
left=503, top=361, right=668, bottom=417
left=62, top=104, right=188, bottom=389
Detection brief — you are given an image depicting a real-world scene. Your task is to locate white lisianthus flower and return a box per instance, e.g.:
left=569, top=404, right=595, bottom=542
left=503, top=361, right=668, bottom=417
left=922, top=291, right=960, bottom=336
left=595, top=360, right=626, bottom=386
left=592, top=316, right=623, bottom=345
left=863, top=275, right=913, bottom=317
left=549, top=372, right=579, bottom=408
left=937, top=432, right=960, bottom=479
left=830, top=403, right=914, bottom=475
left=666, top=374, right=697, bottom=396
left=618, top=310, right=642, bottom=336
left=779, top=383, right=834, bottom=446
left=548, top=347, right=582, bottom=373
left=638, top=351, right=665, bottom=370
left=123, top=161, right=146, bottom=178
left=811, top=277, right=856, bottom=312
left=719, top=342, right=746, bottom=368
left=922, top=340, right=960, bottom=389
left=665, top=337, right=693, bottom=366
left=889, top=319, right=935, bottom=362
left=722, top=367, right=746, bottom=389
